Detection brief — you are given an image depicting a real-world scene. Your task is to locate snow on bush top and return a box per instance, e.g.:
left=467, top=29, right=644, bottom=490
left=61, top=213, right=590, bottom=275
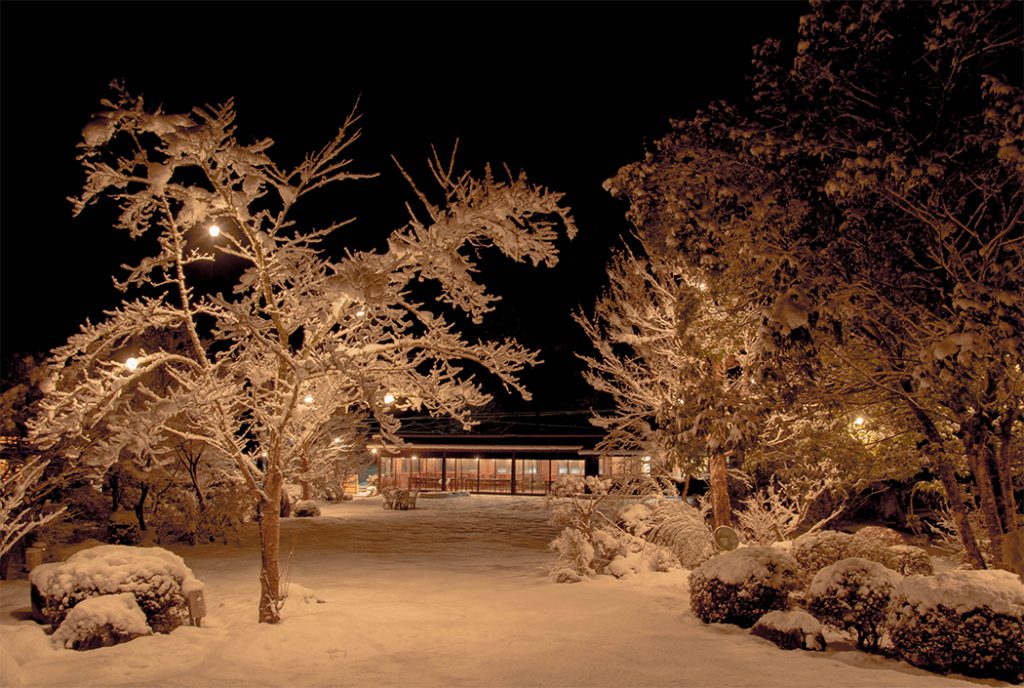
left=51, top=593, right=151, bottom=649
left=696, top=547, right=798, bottom=587
left=30, top=544, right=204, bottom=597
left=895, top=569, right=1024, bottom=616
left=808, top=557, right=900, bottom=597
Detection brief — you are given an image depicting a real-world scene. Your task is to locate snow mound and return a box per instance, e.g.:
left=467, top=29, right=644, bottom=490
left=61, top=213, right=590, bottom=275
left=285, top=583, right=326, bottom=604
left=51, top=593, right=152, bottom=651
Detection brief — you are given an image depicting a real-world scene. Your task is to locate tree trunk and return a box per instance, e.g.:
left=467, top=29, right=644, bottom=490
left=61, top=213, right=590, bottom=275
left=905, top=397, right=986, bottom=568
left=300, top=480, right=311, bottom=501
left=709, top=451, right=731, bottom=528
left=133, top=484, right=149, bottom=532
left=996, top=413, right=1020, bottom=535
left=258, top=465, right=283, bottom=624
left=962, top=423, right=1006, bottom=568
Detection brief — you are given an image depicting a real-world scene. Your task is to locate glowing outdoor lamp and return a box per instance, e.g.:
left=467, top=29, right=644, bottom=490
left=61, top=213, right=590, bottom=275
left=125, top=357, right=139, bottom=372
left=383, top=393, right=396, bottom=405
left=355, top=308, right=366, bottom=317
left=853, top=416, right=866, bottom=427
left=208, top=224, right=221, bottom=237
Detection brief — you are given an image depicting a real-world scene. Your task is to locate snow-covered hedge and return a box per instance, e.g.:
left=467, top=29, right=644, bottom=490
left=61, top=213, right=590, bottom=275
left=792, top=530, right=930, bottom=579
left=50, top=592, right=152, bottom=651
left=689, top=547, right=801, bottom=627
left=29, top=544, right=203, bottom=634
left=750, top=610, right=825, bottom=651
left=293, top=500, right=322, bottom=518
left=885, top=570, right=1024, bottom=682
left=806, top=557, right=900, bottom=652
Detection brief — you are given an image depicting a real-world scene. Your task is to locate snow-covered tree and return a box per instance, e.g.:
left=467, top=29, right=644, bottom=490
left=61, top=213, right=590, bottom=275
left=607, top=1, right=1022, bottom=568
left=577, top=247, right=764, bottom=527
left=32, top=85, right=576, bottom=621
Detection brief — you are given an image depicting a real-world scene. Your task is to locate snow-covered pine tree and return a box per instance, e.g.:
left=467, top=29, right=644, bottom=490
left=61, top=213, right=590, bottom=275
left=32, top=85, right=575, bottom=622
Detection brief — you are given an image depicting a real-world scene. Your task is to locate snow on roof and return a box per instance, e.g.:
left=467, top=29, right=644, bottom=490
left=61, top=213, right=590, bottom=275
left=896, top=569, right=1024, bottom=616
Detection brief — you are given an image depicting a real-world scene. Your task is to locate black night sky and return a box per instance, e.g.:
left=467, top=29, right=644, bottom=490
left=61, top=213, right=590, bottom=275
left=0, top=2, right=806, bottom=414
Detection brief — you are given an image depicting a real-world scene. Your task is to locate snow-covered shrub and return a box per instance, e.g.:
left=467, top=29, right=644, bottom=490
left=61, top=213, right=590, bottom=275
left=292, top=500, right=321, bottom=518
left=750, top=610, right=825, bottom=651
left=852, top=525, right=907, bottom=547
left=688, top=547, right=801, bottom=627
left=617, top=502, right=656, bottom=537
left=791, top=530, right=853, bottom=575
left=885, top=570, right=1024, bottom=682
left=154, top=481, right=253, bottom=545
left=645, top=499, right=714, bottom=568
left=50, top=593, right=151, bottom=651
left=885, top=545, right=933, bottom=576
left=806, top=557, right=900, bottom=652
left=844, top=535, right=895, bottom=566
left=548, top=527, right=597, bottom=583
left=104, top=520, right=140, bottom=546
left=29, top=544, right=203, bottom=634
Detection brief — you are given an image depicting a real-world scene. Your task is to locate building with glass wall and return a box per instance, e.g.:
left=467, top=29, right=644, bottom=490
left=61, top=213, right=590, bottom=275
left=374, top=436, right=650, bottom=495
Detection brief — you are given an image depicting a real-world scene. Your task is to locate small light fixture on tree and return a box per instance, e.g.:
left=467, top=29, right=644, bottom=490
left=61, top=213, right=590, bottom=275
left=853, top=416, right=865, bottom=427
left=383, top=393, right=395, bottom=405
left=125, top=357, right=139, bottom=372
left=303, top=394, right=315, bottom=405
left=355, top=308, right=366, bottom=317
left=208, top=224, right=221, bottom=238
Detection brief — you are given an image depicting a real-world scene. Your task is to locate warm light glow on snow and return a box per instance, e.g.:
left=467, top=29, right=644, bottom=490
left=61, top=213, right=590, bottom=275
left=208, top=224, right=221, bottom=237
left=303, top=394, right=315, bottom=405
left=125, top=357, right=139, bottom=371
left=355, top=309, right=366, bottom=317
left=383, top=393, right=395, bottom=405
left=332, top=437, right=341, bottom=444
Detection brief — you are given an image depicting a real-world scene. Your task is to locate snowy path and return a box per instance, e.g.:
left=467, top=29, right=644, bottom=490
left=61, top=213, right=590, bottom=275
left=0, top=496, right=1002, bottom=687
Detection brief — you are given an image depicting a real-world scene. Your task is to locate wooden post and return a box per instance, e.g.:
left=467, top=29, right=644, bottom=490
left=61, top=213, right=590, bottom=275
left=511, top=451, right=517, bottom=495
left=442, top=451, right=448, bottom=492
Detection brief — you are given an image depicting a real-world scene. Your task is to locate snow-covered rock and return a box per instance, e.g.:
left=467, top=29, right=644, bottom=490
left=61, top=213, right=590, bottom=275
left=689, top=547, right=801, bottom=627
left=29, top=544, right=203, bottom=634
left=750, top=610, right=826, bottom=651
left=50, top=593, right=152, bottom=651
left=885, top=569, right=1024, bottom=682
left=806, top=557, right=900, bottom=652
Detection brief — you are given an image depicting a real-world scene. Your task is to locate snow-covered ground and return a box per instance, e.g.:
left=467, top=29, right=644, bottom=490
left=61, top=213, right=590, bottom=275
left=0, top=496, right=1009, bottom=687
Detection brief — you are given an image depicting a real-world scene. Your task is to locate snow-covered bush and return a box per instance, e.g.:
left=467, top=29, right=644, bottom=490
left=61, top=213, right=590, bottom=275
left=750, top=610, right=826, bottom=651
left=548, top=527, right=598, bottom=583
left=806, top=557, right=900, bottom=652
left=885, top=570, right=1024, bottom=682
left=547, top=481, right=684, bottom=582
left=688, top=547, right=801, bottom=627
left=50, top=593, right=151, bottom=651
left=885, top=545, right=933, bottom=576
left=29, top=544, right=203, bottom=634
left=292, top=501, right=321, bottom=518
left=852, top=525, right=906, bottom=547
left=791, top=530, right=853, bottom=575
left=154, top=480, right=253, bottom=545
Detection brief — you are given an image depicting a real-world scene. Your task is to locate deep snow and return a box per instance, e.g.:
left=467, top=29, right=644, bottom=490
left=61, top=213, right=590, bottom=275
left=0, top=496, right=1010, bottom=687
